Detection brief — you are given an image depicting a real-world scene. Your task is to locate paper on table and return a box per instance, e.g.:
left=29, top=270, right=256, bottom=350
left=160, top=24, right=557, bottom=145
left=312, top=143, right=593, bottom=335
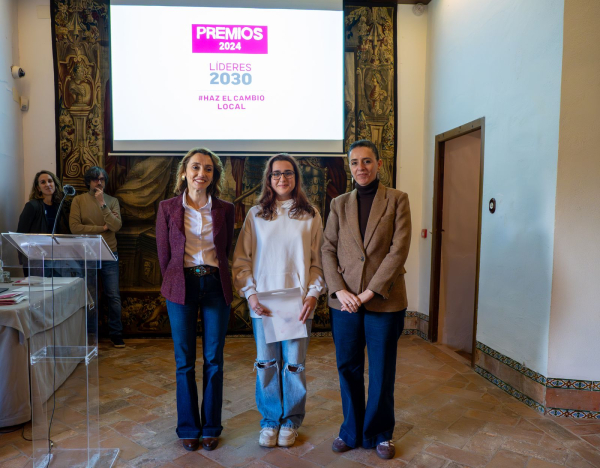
left=256, top=287, right=307, bottom=344
left=0, top=295, right=27, bottom=305
left=0, top=291, right=27, bottom=305
left=11, top=286, right=62, bottom=292
left=13, top=277, right=76, bottom=285
left=13, top=277, right=43, bottom=285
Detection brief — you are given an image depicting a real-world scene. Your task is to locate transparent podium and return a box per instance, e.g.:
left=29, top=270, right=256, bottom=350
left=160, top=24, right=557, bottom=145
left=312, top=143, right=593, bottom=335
left=1, top=233, right=119, bottom=468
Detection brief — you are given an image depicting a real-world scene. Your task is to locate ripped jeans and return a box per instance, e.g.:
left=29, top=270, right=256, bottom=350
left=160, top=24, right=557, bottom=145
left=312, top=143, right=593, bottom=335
left=252, top=318, right=312, bottom=430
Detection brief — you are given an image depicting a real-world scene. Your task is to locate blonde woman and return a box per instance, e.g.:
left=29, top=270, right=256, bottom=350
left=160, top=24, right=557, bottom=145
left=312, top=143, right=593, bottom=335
left=156, top=148, right=234, bottom=452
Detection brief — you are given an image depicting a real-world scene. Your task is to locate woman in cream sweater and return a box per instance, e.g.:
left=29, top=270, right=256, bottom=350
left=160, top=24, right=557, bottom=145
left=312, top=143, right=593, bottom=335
left=233, top=154, right=325, bottom=448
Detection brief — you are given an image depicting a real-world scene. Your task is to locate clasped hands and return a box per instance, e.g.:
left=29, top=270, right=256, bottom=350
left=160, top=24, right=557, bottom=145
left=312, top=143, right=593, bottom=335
left=248, top=294, right=317, bottom=324
left=336, top=289, right=375, bottom=313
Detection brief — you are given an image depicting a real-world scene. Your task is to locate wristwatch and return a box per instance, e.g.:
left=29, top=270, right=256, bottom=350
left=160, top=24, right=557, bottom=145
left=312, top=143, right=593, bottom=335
left=100, top=203, right=107, bottom=209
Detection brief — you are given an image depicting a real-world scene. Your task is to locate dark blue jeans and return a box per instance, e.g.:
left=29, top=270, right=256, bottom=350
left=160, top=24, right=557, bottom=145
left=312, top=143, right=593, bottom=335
left=24, top=258, right=65, bottom=278
left=166, top=273, right=230, bottom=439
left=99, top=252, right=123, bottom=338
left=330, top=306, right=406, bottom=449
left=74, top=252, right=122, bottom=336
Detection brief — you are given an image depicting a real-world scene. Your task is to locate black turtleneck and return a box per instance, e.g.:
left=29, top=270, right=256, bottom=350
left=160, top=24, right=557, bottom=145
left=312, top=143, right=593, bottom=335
left=356, top=178, right=379, bottom=240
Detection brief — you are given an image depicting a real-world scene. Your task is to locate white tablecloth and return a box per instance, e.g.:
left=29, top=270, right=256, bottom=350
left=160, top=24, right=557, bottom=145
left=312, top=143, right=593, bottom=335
left=0, top=278, right=87, bottom=427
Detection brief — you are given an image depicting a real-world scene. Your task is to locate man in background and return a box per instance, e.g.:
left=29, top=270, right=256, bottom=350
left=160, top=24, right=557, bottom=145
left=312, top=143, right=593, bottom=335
left=70, top=166, right=125, bottom=348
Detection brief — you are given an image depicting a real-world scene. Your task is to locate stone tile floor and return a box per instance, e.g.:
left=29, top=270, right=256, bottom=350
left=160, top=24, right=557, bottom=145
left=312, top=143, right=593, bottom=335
left=2, top=336, right=600, bottom=467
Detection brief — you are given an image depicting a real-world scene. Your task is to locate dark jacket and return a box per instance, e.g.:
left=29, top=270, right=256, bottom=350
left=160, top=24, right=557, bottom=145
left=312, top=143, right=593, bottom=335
left=17, top=199, right=69, bottom=235
left=156, top=193, right=235, bottom=306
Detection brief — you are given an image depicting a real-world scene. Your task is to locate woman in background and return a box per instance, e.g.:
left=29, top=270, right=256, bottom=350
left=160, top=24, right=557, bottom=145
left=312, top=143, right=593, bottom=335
left=233, top=154, right=325, bottom=448
left=18, top=170, right=67, bottom=235
left=17, top=170, right=69, bottom=276
left=156, top=148, right=235, bottom=452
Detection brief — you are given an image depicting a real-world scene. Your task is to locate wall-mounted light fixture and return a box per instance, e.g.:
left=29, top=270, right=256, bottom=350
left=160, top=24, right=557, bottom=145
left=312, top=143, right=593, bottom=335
left=413, top=3, right=426, bottom=16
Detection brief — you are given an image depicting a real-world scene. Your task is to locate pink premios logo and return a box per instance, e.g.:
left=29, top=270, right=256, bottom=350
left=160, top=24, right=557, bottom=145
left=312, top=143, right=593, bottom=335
left=192, top=25, right=268, bottom=54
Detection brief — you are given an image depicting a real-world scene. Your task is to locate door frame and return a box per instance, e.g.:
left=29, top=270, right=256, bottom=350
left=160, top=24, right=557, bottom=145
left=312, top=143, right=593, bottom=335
left=427, top=117, right=485, bottom=367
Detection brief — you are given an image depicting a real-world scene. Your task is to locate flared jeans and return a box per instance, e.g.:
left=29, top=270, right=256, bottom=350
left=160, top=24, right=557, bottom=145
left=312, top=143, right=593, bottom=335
left=166, top=273, right=230, bottom=439
left=330, top=307, right=406, bottom=448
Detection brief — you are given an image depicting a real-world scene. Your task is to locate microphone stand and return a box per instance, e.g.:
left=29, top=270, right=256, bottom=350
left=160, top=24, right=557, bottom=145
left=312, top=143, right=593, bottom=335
left=51, top=185, right=75, bottom=241
left=46, top=184, right=74, bottom=467
left=51, top=185, right=75, bottom=244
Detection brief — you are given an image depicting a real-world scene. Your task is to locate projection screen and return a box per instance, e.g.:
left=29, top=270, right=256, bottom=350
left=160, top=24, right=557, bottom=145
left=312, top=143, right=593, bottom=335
left=109, top=0, right=344, bottom=156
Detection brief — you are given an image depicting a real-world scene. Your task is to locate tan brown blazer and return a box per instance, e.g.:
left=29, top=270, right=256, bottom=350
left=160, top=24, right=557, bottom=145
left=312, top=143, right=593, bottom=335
left=321, top=182, right=411, bottom=312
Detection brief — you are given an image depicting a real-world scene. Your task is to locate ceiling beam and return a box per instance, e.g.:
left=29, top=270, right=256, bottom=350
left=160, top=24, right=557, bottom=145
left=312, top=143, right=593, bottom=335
left=350, top=0, right=431, bottom=4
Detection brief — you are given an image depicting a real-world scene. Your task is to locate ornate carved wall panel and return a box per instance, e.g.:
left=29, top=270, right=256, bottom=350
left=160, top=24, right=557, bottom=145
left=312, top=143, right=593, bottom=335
left=53, top=0, right=109, bottom=192
left=51, top=2, right=397, bottom=335
left=345, top=5, right=397, bottom=187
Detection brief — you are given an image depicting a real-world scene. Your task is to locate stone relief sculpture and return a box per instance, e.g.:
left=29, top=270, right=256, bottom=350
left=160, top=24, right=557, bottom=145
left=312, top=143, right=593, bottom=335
left=52, top=1, right=397, bottom=335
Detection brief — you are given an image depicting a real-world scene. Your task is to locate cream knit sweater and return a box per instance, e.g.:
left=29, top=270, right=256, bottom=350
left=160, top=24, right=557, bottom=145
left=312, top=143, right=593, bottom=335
left=232, top=199, right=325, bottom=319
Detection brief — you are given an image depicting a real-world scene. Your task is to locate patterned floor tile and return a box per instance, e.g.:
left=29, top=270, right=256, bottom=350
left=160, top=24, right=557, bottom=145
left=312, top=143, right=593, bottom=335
left=2, top=336, right=600, bottom=467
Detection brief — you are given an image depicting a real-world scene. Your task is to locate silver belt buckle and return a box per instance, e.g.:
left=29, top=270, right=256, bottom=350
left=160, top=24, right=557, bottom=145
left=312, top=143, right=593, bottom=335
left=195, top=265, right=207, bottom=276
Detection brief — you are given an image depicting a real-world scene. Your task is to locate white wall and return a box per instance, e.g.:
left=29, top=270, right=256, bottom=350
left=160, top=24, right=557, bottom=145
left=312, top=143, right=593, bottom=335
left=0, top=0, right=25, bottom=235
left=548, top=0, right=600, bottom=380
left=18, top=0, right=56, bottom=200
left=397, top=5, right=427, bottom=313
left=422, top=0, right=564, bottom=375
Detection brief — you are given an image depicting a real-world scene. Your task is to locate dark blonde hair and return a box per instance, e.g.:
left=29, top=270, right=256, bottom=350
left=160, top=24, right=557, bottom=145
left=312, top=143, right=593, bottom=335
left=29, top=170, right=63, bottom=204
left=174, top=147, right=224, bottom=198
left=256, top=154, right=315, bottom=221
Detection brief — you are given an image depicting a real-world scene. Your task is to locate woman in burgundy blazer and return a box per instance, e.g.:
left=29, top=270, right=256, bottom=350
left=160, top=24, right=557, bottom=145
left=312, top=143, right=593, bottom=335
left=156, top=148, right=234, bottom=452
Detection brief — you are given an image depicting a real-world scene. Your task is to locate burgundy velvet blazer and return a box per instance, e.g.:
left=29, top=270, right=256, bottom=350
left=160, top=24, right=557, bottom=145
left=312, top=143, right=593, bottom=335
left=156, top=193, right=235, bottom=306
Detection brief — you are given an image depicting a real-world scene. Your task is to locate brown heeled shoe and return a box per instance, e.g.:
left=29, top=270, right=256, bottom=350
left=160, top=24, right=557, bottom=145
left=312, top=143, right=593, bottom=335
left=202, top=437, right=219, bottom=451
left=182, top=439, right=200, bottom=451
left=331, top=437, right=353, bottom=453
left=376, top=440, right=395, bottom=459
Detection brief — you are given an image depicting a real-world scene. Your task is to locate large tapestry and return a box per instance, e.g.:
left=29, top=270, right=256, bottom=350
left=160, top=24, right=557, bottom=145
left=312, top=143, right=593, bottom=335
left=51, top=1, right=397, bottom=335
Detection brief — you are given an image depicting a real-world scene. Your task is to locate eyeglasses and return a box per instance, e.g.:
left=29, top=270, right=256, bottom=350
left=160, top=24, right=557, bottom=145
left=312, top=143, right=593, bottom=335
left=92, top=177, right=106, bottom=182
left=270, top=171, right=295, bottom=180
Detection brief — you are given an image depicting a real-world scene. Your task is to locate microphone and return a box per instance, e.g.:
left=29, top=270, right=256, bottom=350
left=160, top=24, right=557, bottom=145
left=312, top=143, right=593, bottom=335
left=63, top=185, right=76, bottom=196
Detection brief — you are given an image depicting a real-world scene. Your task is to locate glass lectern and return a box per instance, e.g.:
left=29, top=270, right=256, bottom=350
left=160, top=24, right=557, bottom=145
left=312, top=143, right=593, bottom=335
left=1, top=233, right=119, bottom=468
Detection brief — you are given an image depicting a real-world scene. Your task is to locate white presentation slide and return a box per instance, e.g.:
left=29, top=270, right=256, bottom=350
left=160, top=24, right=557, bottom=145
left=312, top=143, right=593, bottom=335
left=110, top=4, right=344, bottom=153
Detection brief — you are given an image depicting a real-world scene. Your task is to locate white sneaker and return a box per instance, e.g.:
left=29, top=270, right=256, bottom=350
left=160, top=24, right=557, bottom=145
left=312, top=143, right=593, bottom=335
left=259, top=427, right=278, bottom=447
left=277, top=427, right=298, bottom=447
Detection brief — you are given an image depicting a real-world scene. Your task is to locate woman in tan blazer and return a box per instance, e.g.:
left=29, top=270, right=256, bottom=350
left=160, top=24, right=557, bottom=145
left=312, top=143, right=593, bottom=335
left=321, top=139, right=411, bottom=460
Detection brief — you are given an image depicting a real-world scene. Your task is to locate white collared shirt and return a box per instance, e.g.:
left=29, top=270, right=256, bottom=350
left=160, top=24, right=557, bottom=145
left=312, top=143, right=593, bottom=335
left=182, top=191, right=219, bottom=268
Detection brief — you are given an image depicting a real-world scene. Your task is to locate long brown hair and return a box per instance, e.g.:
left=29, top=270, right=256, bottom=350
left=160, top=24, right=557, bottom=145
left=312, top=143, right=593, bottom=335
left=256, top=154, right=315, bottom=221
left=29, top=170, right=63, bottom=204
left=174, top=147, right=224, bottom=198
